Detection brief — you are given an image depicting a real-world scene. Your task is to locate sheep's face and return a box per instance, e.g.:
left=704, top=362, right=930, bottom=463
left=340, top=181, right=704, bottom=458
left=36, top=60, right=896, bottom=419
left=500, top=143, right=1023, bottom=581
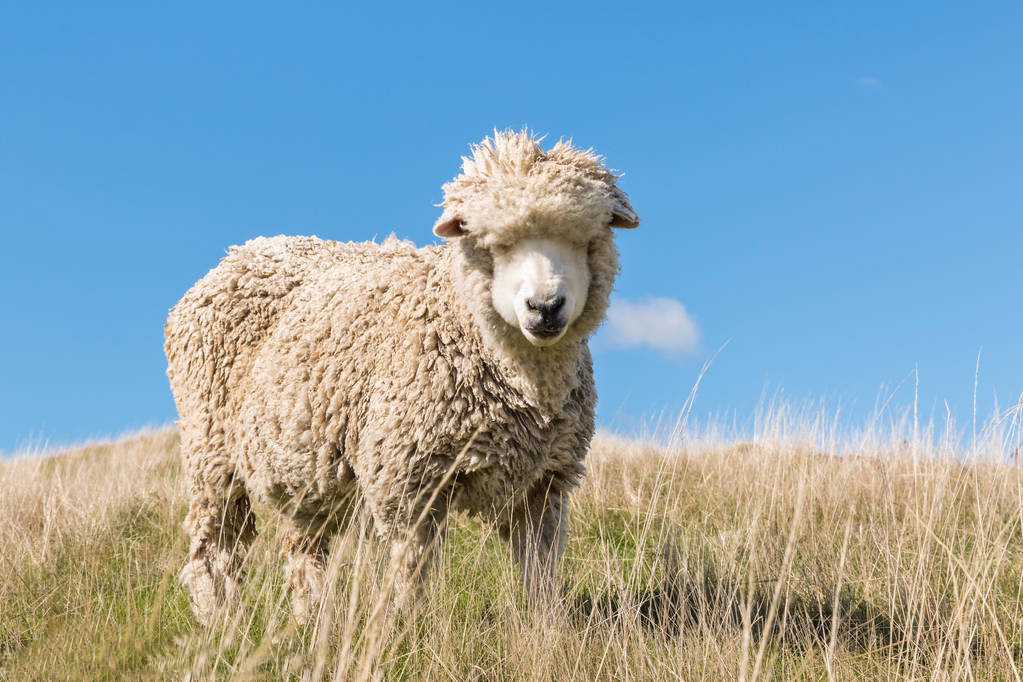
left=437, top=218, right=633, bottom=349
left=489, top=237, right=590, bottom=347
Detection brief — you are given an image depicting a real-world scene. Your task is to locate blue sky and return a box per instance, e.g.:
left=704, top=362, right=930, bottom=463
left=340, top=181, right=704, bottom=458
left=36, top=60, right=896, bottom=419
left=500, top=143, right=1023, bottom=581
left=1, top=2, right=1021, bottom=452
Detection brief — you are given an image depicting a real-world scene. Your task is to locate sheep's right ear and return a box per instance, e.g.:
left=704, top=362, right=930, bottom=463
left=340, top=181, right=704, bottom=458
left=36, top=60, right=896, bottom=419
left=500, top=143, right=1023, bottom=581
left=609, top=191, right=640, bottom=229
left=433, top=216, right=468, bottom=238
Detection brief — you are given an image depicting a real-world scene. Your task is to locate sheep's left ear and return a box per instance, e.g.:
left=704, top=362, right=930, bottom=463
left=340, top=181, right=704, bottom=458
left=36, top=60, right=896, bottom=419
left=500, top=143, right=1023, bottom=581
left=609, top=194, right=640, bottom=229
left=433, top=215, right=468, bottom=238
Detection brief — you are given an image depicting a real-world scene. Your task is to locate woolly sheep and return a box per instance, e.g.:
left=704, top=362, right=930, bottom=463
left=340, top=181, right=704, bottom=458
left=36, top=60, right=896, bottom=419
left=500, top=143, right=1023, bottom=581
left=165, top=130, right=640, bottom=623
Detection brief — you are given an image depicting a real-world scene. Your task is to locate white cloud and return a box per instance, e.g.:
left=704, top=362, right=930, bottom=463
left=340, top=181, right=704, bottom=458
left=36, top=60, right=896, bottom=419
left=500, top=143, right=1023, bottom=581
left=604, top=297, right=700, bottom=354
left=857, top=75, right=881, bottom=89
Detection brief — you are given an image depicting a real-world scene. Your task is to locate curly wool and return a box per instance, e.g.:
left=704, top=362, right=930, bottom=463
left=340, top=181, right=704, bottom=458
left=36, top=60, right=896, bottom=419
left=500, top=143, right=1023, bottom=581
left=165, top=130, right=637, bottom=622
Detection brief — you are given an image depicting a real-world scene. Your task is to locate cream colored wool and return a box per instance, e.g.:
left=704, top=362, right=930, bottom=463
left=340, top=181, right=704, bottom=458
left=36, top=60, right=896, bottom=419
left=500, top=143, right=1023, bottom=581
left=165, top=130, right=639, bottom=623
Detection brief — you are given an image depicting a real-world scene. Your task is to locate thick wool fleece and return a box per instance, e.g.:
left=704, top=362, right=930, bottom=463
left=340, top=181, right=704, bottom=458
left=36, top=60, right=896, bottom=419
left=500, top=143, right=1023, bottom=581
left=165, top=130, right=638, bottom=622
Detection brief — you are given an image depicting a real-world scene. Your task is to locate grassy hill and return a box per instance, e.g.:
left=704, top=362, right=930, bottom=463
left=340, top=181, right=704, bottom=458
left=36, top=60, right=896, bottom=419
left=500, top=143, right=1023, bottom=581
left=2, top=415, right=1022, bottom=680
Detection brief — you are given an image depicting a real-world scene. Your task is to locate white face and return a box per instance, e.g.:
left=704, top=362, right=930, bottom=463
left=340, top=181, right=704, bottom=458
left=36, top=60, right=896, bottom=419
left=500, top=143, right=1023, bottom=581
left=490, top=237, right=590, bottom=346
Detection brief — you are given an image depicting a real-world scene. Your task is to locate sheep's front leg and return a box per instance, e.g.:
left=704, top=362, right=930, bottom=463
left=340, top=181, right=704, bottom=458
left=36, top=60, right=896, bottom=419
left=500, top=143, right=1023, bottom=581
left=282, top=515, right=338, bottom=624
left=503, top=481, right=569, bottom=606
left=387, top=507, right=448, bottom=609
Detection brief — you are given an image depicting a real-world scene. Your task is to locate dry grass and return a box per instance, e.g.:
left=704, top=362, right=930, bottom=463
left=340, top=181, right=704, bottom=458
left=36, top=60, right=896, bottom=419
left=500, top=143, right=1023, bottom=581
left=2, top=402, right=1023, bottom=680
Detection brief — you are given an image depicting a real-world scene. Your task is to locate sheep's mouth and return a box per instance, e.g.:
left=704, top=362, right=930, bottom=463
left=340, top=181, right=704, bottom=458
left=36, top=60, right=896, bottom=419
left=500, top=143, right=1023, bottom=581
left=525, top=323, right=563, bottom=338
left=522, top=322, right=566, bottom=346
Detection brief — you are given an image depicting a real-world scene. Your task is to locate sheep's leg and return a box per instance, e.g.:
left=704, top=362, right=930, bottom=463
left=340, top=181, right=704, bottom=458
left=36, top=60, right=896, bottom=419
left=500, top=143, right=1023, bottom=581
left=387, top=506, right=449, bottom=609
left=180, top=487, right=257, bottom=625
left=282, top=515, right=339, bottom=624
left=502, top=481, right=569, bottom=606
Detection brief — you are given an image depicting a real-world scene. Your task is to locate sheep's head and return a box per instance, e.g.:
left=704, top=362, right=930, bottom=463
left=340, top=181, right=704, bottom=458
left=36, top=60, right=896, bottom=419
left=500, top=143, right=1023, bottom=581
left=434, top=131, right=638, bottom=348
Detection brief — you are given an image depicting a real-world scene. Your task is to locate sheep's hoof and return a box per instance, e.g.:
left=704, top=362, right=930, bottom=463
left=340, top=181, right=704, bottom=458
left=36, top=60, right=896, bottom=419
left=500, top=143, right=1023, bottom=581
left=180, top=559, right=242, bottom=626
left=285, top=556, right=326, bottom=625
left=290, top=589, right=321, bottom=626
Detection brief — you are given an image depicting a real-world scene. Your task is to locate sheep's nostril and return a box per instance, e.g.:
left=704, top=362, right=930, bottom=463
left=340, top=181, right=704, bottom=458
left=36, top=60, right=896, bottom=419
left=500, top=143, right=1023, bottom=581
left=526, top=296, right=565, bottom=317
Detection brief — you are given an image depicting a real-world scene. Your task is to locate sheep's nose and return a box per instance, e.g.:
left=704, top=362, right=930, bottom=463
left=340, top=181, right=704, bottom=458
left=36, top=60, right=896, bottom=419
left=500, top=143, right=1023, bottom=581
left=526, top=296, right=565, bottom=319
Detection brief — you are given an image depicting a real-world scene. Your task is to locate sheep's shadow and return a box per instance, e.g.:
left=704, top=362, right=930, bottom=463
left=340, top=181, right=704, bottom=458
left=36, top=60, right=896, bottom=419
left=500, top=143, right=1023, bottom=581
left=568, top=564, right=983, bottom=658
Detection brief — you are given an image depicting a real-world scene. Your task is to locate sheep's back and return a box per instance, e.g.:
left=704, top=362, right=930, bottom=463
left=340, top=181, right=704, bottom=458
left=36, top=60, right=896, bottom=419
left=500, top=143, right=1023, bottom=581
left=166, top=234, right=441, bottom=498
left=225, top=236, right=446, bottom=499
left=165, top=236, right=345, bottom=457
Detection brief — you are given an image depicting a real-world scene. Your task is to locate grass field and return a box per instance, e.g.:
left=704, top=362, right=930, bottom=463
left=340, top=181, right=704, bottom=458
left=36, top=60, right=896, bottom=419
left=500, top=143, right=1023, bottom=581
left=2, top=403, right=1023, bottom=680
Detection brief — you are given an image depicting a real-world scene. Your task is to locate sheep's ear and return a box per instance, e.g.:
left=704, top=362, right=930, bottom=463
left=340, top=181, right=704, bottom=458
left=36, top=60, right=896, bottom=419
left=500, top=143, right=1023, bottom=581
left=609, top=198, right=640, bottom=229
left=433, top=216, right=468, bottom=238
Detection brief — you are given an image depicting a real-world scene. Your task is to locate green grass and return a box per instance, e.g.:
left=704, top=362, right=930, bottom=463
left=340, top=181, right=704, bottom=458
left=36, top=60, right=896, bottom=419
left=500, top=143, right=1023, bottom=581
left=2, top=409, right=1023, bottom=680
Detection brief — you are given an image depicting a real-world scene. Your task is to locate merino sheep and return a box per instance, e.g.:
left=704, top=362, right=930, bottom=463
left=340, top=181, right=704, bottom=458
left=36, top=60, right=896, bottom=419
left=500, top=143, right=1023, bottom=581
left=165, top=130, right=640, bottom=623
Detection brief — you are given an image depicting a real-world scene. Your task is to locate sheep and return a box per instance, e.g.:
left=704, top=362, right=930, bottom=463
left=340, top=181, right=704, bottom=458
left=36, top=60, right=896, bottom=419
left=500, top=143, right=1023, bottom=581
left=164, top=130, right=640, bottom=624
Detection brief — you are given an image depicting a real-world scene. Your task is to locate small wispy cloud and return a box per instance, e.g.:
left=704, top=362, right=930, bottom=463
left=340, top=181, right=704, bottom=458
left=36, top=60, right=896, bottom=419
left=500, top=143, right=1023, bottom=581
left=604, top=296, right=700, bottom=354
left=857, top=75, right=881, bottom=89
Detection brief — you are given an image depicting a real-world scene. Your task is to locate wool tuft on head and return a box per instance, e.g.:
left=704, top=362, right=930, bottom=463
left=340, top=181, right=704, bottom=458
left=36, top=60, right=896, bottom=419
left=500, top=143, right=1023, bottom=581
left=433, top=130, right=639, bottom=243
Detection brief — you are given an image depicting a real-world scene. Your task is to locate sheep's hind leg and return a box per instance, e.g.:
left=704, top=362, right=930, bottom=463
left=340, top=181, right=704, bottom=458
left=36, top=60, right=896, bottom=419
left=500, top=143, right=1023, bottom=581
left=180, top=487, right=257, bottom=625
left=282, top=515, right=340, bottom=624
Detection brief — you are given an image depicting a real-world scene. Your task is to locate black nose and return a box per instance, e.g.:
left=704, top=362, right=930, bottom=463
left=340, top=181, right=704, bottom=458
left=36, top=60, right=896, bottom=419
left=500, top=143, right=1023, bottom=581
left=526, top=296, right=565, bottom=319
